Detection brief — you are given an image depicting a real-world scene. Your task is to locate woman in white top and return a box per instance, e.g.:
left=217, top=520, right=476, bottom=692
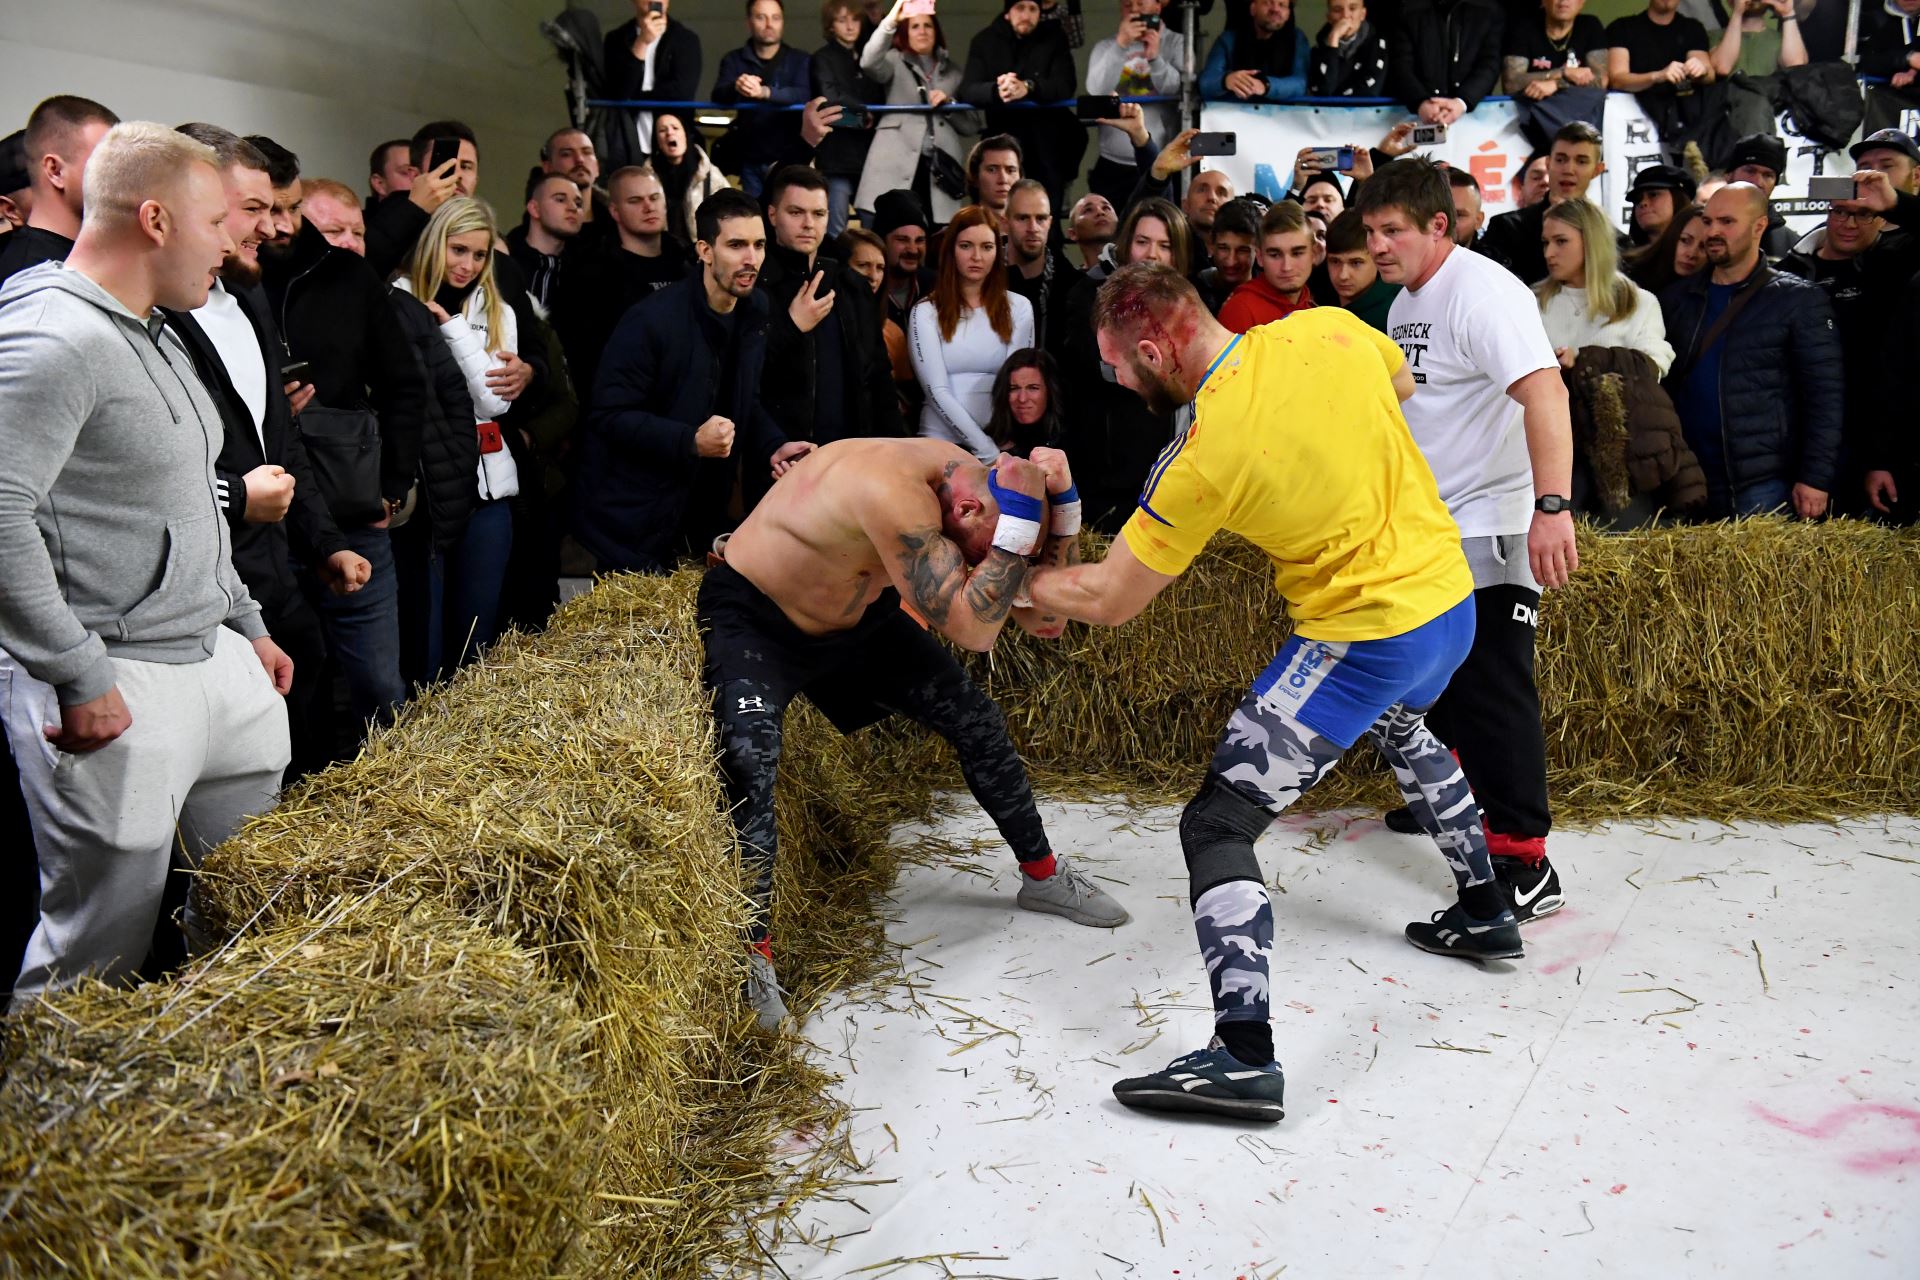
left=395, top=196, right=519, bottom=675
left=1535, top=197, right=1674, bottom=376
left=909, top=204, right=1034, bottom=461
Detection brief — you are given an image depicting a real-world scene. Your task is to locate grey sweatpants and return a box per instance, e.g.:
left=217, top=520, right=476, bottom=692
left=1, top=627, right=289, bottom=1005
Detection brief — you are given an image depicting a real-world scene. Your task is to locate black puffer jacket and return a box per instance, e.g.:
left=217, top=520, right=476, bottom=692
left=1659, top=264, right=1845, bottom=496
left=388, top=287, right=478, bottom=553
left=1387, top=0, right=1504, bottom=111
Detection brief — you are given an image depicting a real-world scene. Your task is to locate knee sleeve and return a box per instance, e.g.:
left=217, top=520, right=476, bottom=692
left=1179, top=777, right=1273, bottom=903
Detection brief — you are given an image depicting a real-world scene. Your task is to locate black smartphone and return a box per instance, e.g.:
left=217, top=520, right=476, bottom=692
left=1140, top=13, right=1161, bottom=28
left=1076, top=94, right=1123, bottom=121
left=428, top=136, right=461, bottom=174
left=647, top=0, right=664, bottom=12
left=1189, top=131, right=1237, bottom=158
left=280, top=359, right=312, bottom=384
left=831, top=100, right=867, bottom=129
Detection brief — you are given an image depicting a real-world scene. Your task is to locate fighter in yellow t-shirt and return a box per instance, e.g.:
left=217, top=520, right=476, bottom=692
left=1028, top=264, right=1522, bottom=1125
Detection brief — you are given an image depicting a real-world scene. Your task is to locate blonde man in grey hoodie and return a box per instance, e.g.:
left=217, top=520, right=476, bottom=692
left=0, top=122, right=293, bottom=1006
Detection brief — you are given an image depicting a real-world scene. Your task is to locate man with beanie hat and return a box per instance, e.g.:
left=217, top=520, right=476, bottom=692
left=1625, top=162, right=1697, bottom=246
left=871, top=188, right=933, bottom=332
left=1850, top=129, right=1920, bottom=196
left=1722, top=133, right=1793, bottom=258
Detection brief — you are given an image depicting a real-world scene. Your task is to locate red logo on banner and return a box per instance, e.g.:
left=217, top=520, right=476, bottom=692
left=1470, top=140, right=1507, bottom=201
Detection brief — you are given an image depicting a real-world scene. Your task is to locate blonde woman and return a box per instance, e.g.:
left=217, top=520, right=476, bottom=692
left=1535, top=197, right=1672, bottom=375
left=1535, top=197, right=1703, bottom=522
left=394, top=196, right=519, bottom=674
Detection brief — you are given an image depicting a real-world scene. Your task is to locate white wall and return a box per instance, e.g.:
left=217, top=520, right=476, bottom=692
left=0, top=0, right=570, bottom=216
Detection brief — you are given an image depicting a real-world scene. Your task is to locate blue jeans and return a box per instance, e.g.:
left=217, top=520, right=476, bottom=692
left=443, top=499, right=513, bottom=674
left=826, top=174, right=856, bottom=240
left=1706, top=476, right=1792, bottom=520
left=311, top=524, right=404, bottom=730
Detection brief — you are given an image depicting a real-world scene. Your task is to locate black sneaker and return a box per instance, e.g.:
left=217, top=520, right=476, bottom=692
left=1383, top=806, right=1424, bottom=834
left=1405, top=902, right=1524, bottom=962
left=1112, top=1037, right=1286, bottom=1122
left=1493, top=855, right=1565, bottom=924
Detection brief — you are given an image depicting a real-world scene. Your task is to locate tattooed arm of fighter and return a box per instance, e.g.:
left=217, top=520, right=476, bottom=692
left=862, top=454, right=1046, bottom=652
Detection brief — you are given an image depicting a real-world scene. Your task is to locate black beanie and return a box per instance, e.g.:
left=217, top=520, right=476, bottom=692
left=871, top=189, right=930, bottom=239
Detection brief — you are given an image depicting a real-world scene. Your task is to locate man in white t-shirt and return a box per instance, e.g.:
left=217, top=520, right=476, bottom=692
left=1355, top=157, right=1579, bottom=924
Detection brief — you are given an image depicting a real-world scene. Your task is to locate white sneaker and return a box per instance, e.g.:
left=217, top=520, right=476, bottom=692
left=745, top=949, right=790, bottom=1031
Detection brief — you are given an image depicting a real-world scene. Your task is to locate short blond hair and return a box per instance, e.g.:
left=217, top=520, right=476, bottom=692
left=301, top=177, right=361, bottom=210
left=83, top=121, right=215, bottom=226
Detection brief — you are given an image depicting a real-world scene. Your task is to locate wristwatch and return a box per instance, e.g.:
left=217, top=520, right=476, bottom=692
left=1535, top=494, right=1571, bottom=515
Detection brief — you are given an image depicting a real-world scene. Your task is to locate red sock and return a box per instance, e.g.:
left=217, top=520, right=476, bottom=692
left=750, top=937, right=773, bottom=961
left=1486, top=831, right=1547, bottom=867
left=1021, top=854, right=1057, bottom=880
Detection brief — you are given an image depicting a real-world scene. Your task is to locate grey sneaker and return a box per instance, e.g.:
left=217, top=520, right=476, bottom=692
left=1016, top=856, right=1130, bottom=928
left=745, top=949, right=790, bottom=1031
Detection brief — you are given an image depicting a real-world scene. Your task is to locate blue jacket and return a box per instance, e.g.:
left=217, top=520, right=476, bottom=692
left=1659, top=264, right=1845, bottom=497
left=713, top=43, right=814, bottom=168
left=1199, top=27, right=1310, bottom=100
left=572, top=273, right=788, bottom=573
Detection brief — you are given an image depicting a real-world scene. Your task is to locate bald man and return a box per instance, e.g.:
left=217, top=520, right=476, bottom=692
left=1660, top=183, right=1843, bottom=521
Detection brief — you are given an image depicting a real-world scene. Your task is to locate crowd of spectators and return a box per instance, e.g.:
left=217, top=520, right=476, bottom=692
left=0, top=0, right=1914, bottom=1004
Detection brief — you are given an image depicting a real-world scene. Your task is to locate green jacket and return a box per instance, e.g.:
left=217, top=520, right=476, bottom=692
left=1344, top=277, right=1401, bottom=334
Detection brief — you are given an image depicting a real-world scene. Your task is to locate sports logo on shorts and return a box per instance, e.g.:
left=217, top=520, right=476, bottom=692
left=737, top=695, right=768, bottom=714
left=1287, top=642, right=1336, bottom=690
left=1511, top=603, right=1538, bottom=628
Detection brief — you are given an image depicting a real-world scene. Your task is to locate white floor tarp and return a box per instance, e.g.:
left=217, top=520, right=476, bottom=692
left=765, top=801, right=1920, bottom=1279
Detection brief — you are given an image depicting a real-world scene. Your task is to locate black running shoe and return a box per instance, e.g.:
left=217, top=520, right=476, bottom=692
left=1112, top=1037, right=1286, bottom=1122
left=1493, top=855, right=1565, bottom=924
left=1405, top=902, right=1524, bottom=962
left=1383, top=806, right=1424, bottom=834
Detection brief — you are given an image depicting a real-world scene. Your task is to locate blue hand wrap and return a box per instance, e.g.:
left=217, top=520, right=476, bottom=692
left=986, top=469, right=1045, bottom=523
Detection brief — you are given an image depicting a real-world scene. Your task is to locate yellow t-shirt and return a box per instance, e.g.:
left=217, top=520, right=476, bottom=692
left=1120, top=308, right=1471, bottom=643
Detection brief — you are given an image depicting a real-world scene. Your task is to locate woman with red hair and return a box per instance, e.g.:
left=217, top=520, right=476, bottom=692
left=909, top=204, right=1033, bottom=461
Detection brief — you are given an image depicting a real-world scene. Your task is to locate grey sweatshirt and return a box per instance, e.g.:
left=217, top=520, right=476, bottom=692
left=0, top=261, right=265, bottom=705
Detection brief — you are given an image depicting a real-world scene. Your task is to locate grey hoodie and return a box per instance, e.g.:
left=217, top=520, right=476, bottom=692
left=0, top=261, right=265, bottom=705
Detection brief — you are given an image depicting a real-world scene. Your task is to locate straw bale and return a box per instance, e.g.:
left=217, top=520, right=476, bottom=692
left=967, top=519, right=1920, bottom=822
left=0, top=908, right=600, bottom=1280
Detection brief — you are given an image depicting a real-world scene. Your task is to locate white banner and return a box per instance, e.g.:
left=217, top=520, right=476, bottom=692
left=1204, top=96, right=1870, bottom=237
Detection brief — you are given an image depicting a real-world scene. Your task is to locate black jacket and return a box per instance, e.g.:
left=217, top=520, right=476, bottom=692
left=262, top=221, right=427, bottom=510
left=571, top=273, right=789, bottom=573
left=164, top=283, right=349, bottom=609
left=0, top=226, right=73, bottom=289
left=1388, top=0, right=1503, bottom=111
left=1779, top=226, right=1920, bottom=489
left=1858, top=6, right=1919, bottom=79
left=959, top=16, right=1085, bottom=197
left=387, top=287, right=480, bottom=553
left=1308, top=22, right=1390, bottom=97
left=758, top=241, right=903, bottom=454
left=1660, top=264, right=1846, bottom=496
left=1479, top=202, right=1547, bottom=285
left=552, top=237, right=696, bottom=407
left=1006, top=245, right=1080, bottom=352
left=604, top=17, right=704, bottom=142
left=811, top=36, right=882, bottom=179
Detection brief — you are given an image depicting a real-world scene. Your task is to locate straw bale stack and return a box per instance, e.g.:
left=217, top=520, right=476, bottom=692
left=969, top=518, right=1920, bottom=821
left=0, top=908, right=600, bottom=1280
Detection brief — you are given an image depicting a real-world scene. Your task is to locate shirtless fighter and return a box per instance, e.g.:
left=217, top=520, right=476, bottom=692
left=705, top=437, right=1131, bottom=1028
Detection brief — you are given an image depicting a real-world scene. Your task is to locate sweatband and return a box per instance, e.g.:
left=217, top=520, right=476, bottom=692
left=987, top=469, right=1044, bottom=556
left=1048, top=481, right=1082, bottom=538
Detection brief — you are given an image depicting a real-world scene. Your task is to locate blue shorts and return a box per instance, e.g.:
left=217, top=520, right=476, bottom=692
left=1247, top=598, right=1476, bottom=749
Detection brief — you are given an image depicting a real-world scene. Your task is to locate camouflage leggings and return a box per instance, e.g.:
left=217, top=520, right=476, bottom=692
left=1186, top=686, right=1496, bottom=1028
left=713, top=661, right=1050, bottom=940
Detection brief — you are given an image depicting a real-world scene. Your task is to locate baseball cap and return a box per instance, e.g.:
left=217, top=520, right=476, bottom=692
left=1848, top=128, right=1920, bottom=164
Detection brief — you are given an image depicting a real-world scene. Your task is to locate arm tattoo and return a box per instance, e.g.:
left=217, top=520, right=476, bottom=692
left=895, top=528, right=964, bottom=626
left=963, top=550, right=1027, bottom=625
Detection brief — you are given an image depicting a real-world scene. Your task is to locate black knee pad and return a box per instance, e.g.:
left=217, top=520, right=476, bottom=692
left=1179, top=777, right=1272, bottom=902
